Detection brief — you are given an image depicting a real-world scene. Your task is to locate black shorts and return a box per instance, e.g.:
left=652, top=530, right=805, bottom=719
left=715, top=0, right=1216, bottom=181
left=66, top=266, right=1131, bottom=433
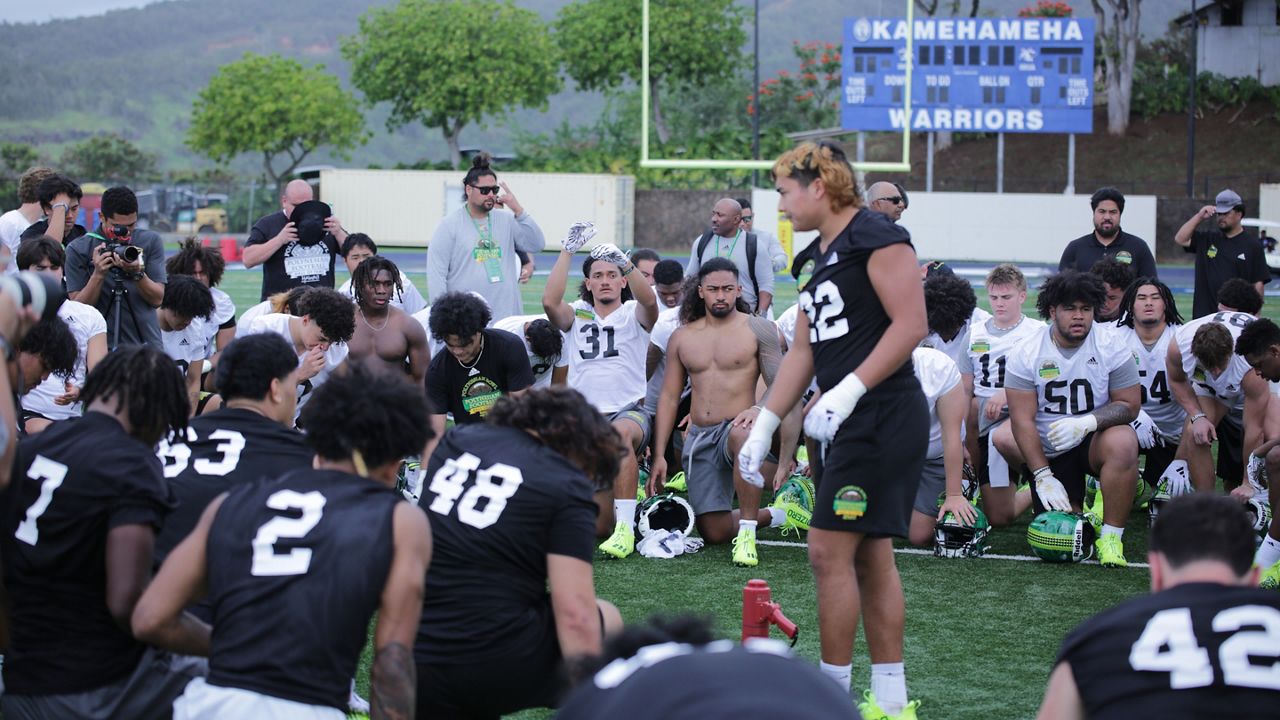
left=1216, top=416, right=1243, bottom=487
left=1032, top=433, right=1097, bottom=514
left=809, top=382, right=929, bottom=538
left=1140, top=441, right=1177, bottom=486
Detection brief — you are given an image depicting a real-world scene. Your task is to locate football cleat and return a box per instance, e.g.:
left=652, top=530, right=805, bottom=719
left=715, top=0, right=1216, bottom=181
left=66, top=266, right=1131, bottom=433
left=775, top=499, right=811, bottom=537
left=857, top=690, right=920, bottom=720
left=1260, top=561, right=1280, bottom=590
left=1027, top=511, right=1097, bottom=563
left=1131, top=477, right=1154, bottom=510
left=934, top=507, right=991, bottom=558
left=599, top=521, right=636, bottom=559
left=664, top=471, right=688, bottom=493
left=1096, top=533, right=1128, bottom=568
left=732, top=527, right=758, bottom=567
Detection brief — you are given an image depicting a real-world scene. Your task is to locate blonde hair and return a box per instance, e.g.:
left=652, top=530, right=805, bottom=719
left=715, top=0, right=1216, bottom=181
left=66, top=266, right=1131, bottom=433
left=771, top=141, right=861, bottom=212
left=985, top=263, right=1027, bottom=292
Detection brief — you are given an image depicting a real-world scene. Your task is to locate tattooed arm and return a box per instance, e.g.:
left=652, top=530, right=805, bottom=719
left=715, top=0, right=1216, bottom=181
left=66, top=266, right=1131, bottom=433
left=372, top=503, right=432, bottom=720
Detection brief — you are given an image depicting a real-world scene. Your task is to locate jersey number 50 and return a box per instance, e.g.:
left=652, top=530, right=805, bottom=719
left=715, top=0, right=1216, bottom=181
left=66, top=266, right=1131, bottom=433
left=428, top=452, right=525, bottom=529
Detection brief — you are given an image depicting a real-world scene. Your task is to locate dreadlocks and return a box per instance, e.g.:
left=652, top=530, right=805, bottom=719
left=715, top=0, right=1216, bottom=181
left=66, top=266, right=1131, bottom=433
left=1116, top=277, right=1183, bottom=329
left=80, top=346, right=189, bottom=446
left=351, top=255, right=404, bottom=309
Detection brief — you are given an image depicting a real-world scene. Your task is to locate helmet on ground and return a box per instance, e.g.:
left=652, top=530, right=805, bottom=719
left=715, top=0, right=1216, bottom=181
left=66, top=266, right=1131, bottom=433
left=1027, top=511, right=1096, bottom=563
left=1245, top=498, right=1272, bottom=545
left=934, top=507, right=991, bottom=558
left=636, top=493, right=695, bottom=538
left=776, top=474, right=815, bottom=513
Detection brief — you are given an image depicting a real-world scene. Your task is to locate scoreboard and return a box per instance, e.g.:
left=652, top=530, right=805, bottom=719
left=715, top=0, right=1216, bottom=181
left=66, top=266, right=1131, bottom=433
left=841, top=17, right=1094, bottom=134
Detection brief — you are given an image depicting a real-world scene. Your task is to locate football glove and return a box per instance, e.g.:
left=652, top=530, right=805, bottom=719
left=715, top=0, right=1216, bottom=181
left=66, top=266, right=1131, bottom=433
left=1130, top=410, right=1157, bottom=450
left=562, top=221, right=597, bottom=254
left=1159, top=458, right=1192, bottom=497
left=737, top=408, right=780, bottom=489
left=1047, top=414, right=1097, bottom=452
left=589, top=242, right=629, bottom=268
left=1033, top=466, right=1072, bottom=512
left=803, top=372, right=867, bottom=443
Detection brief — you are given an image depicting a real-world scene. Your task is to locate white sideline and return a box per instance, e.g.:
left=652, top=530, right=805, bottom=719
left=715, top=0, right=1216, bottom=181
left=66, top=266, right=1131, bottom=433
left=757, top=539, right=1150, bottom=568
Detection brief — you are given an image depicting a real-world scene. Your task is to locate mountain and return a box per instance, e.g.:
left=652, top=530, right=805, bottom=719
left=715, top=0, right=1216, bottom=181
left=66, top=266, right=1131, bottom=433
left=0, top=0, right=1189, bottom=174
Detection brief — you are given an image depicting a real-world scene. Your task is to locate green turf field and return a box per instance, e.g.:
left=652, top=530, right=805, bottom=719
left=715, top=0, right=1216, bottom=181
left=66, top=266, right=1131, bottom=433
left=214, top=259, right=1267, bottom=720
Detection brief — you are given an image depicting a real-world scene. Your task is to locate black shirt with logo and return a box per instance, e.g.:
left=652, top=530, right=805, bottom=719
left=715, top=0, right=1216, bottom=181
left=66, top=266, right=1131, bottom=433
left=1185, top=228, right=1270, bottom=317
left=1059, top=230, right=1157, bottom=279
left=425, top=328, right=533, bottom=423
left=246, top=211, right=340, bottom=301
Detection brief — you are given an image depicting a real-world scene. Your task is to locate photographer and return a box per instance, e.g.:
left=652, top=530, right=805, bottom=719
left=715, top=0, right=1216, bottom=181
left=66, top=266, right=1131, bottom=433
left=64, top=186, right=167, bottom=352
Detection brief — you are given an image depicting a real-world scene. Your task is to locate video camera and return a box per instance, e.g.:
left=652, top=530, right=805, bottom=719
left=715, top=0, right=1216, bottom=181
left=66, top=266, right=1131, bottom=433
left=103, top=242, right=142, bottom=264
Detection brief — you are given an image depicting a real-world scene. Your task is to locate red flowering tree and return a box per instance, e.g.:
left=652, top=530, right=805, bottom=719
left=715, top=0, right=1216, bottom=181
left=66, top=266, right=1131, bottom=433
left=1019, top=1, right=1073, bottom=17
left=748, top=41, right=842, bottom=133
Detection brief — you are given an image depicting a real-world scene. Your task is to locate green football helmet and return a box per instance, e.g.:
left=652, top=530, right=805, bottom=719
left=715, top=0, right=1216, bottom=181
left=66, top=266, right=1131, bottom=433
left=933, top=507, right=991, bottom=558
left=775, top=474, right=815, bottom=513
left=1027, top=511, right=1097, bottom=563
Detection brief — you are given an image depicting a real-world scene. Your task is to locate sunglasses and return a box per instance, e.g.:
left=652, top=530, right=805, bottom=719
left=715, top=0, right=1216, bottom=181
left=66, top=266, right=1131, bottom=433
left=876, top=196, right=904, bottom=206
left=470, top=184, right=500, bottom=195
left=741, top=215, right=754, bottom=222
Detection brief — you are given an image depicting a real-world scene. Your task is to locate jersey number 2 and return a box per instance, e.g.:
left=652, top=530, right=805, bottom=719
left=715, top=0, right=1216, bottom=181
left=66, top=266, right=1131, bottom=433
left=251, top=490, right=326, bottom=577
left=1129, top=605, right=1280, bottom=690
left=427, top=452, right=524, bottom=529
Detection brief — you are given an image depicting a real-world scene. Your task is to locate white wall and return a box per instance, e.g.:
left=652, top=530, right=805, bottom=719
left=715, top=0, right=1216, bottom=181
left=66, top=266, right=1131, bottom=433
left=319, top=169, right=634, bottom=250
left=1260, top=184, right=1280, bottom=224
left=751, top=189, right=1157, bottom=265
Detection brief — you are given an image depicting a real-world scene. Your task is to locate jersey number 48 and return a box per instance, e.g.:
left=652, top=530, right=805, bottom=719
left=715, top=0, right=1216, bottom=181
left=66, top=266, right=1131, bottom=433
left=427, top=452, right=525, bottom=529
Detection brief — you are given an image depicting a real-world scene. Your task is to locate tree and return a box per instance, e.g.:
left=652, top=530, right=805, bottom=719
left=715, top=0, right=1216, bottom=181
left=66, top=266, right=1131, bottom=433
left=555, top=0, right=747, bottom=145
left=61, top=133, right=158, bottom=186
left=342, top=0, right=560, bottom=169
left=750, top=42, right=843, bottom=134
left=187, top=53, right=368, bottom=192
left=0, top=142, right=38, bottom=210
left=1093, top=0, right=1141, bottom=135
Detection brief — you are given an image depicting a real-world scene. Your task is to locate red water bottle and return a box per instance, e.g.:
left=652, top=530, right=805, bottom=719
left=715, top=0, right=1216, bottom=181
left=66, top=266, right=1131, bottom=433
left=742, top=579, right=799, bottom=644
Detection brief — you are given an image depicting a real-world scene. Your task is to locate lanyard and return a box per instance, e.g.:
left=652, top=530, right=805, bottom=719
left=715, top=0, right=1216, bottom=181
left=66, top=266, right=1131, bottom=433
left=717, top=229, right=741, bottom=259
left=469, top=214, right=494, bottom=249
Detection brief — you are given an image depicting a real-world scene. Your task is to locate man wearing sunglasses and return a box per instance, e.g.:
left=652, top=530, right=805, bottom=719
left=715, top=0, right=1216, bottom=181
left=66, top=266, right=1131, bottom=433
left=1175, top=188, right=1270, bottom=318
left=736, top=198, right=789, bottom=273
left=428, top=152, right=546, bottom=323
left=866, top=182, right=908, bottom=223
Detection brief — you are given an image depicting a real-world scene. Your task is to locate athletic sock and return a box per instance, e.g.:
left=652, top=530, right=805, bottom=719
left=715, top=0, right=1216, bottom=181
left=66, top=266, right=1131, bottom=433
left=738, top=519, right=758, bottom=534
left=1101, top=524, right=1124, bottom=538
left=819, top=661, right=852, bottom=691
left=870, top=662, right=907, bottom=715
left=1257, top=535, right=1280, bottom=568
left=767, top=507, right=787, bottom=528
left=615, top=499, right=637, bottom=530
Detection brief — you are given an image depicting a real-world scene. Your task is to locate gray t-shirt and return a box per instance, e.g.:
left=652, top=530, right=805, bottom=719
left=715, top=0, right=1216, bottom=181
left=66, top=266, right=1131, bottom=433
left=427, top=206, right=546, bottom=322
left=64, top=229, right=167, bottom=351
left=686, top=230, right=776, bottom=313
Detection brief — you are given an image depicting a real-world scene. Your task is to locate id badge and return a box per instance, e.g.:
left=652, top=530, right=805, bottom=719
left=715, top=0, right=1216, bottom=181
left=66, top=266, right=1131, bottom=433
left=483, top=255, right=504, bottom=283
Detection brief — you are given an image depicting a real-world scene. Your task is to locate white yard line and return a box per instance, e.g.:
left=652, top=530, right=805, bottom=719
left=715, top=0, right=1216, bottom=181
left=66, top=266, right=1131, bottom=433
left=757, top=539, right=1150, bottom=568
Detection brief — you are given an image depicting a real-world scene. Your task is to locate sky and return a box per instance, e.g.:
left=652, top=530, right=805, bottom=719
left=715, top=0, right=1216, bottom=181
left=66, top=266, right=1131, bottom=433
left=0, top=0, right=156, bottom=24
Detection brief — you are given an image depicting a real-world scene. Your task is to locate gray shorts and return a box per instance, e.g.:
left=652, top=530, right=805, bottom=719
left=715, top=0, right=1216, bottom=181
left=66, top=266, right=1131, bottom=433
left=1, top=647, right=207, bottom=720
left=608, top=400, right=651, bottom=452
left=977, top=395, right=1009, bottom=436
left=912, top=456, right=946, bottom=516
left=683, top=421, right=736, bottom=515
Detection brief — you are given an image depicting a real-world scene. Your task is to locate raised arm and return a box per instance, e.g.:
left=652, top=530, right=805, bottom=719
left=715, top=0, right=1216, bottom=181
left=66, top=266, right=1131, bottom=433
left=1175, top=206, right=1215, bottom=248
left=542, top=249, right=576, bottom=331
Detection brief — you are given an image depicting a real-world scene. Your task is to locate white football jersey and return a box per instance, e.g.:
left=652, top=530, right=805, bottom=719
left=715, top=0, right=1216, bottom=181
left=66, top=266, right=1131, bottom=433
left=202, top=287, right=236, bottom=357
left=337, top=271, right=428, bottom=315
left=243, top=313, right=349, bottom=420
left=236, top=299, right=272, bottom=339
left=19, top=300, right=106, bottom=421
left=649, top=306, right=681, bottom=353
left=1114, top=323, right=1185, bottom=440
left=776, top=304, right=799, bottom=348
left=163, top=318, right=208, bottom=375
left=564, top=300, right=649, bottom=413
left=492, top=313, right=560, bottom=388
left=913, top=347, right=962, bottom=460
left=967, top=314, right=1045, bottom=399
left=1175, top=311, right=1255, bottom=411
left=1006, top=325, right=1140, bottom=458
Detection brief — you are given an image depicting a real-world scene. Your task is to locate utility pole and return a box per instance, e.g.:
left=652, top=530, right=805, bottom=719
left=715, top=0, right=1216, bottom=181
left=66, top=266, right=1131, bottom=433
left=751, top=0, right=761, bottom=188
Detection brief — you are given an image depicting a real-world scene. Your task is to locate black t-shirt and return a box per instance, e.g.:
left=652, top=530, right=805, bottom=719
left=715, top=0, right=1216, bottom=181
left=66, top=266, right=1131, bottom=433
left=0, top=412, right=175, bottom=695
left=154, top=408, right=313, bottom=565
left=20, top=219, right=86, bottom=247
left=1185, top=228, right=1270, bottom=318
left=415, top=424, right=598, bottom=665
left=558, top=641, right=861, bottom=719
left=246, top=211, right=340, bottom=300
left=425, top=328, right=533, bottom=423
left=205, top=468, right=401, bottom=710
left=798, top=209, right=917, bottom=395
left=1059, top=230, right=1158, bottom=279
left=1057, top=582, right=1280, bottom=719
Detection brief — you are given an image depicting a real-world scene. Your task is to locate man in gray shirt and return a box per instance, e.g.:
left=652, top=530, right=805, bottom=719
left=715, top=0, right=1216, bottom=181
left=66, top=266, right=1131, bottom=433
left=427, top=154, right=545, bottom=322
left=65, top=186, right=166, bottom=351
left=686, top=198, right=774, bottom=315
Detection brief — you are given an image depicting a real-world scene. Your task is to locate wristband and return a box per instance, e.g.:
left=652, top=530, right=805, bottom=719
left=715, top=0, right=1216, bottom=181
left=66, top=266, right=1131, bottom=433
left=1190, top=413, right=1207, bottom=424
left=622, top=264, right=634, bottom=275
left=1032, top=466, right=1052, bottom=480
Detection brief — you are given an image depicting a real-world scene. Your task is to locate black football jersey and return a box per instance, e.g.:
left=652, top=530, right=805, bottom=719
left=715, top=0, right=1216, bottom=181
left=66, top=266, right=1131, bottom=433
left=1, top=412, right=175, bottom=695
left=1058, top=582, right=1280, bottom=719
left=204, top=469, right=401, bottom=710
left=796, top=210, right=917, bottom=395
left=414, top=424, right=598, bottom=665
left=154, top=408, right=314, bottom=565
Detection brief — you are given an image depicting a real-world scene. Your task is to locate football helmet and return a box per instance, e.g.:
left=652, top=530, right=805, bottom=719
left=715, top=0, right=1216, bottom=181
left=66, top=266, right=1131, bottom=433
left=635, top=493, right=696, bottom=539
left=1245, top=498, right=1272, bottom=545
left=1027, top=511, right=1097, bottom=563
left=775, top=474, right=815, bottom=513
left=933, top=508, right=990, bottom=558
